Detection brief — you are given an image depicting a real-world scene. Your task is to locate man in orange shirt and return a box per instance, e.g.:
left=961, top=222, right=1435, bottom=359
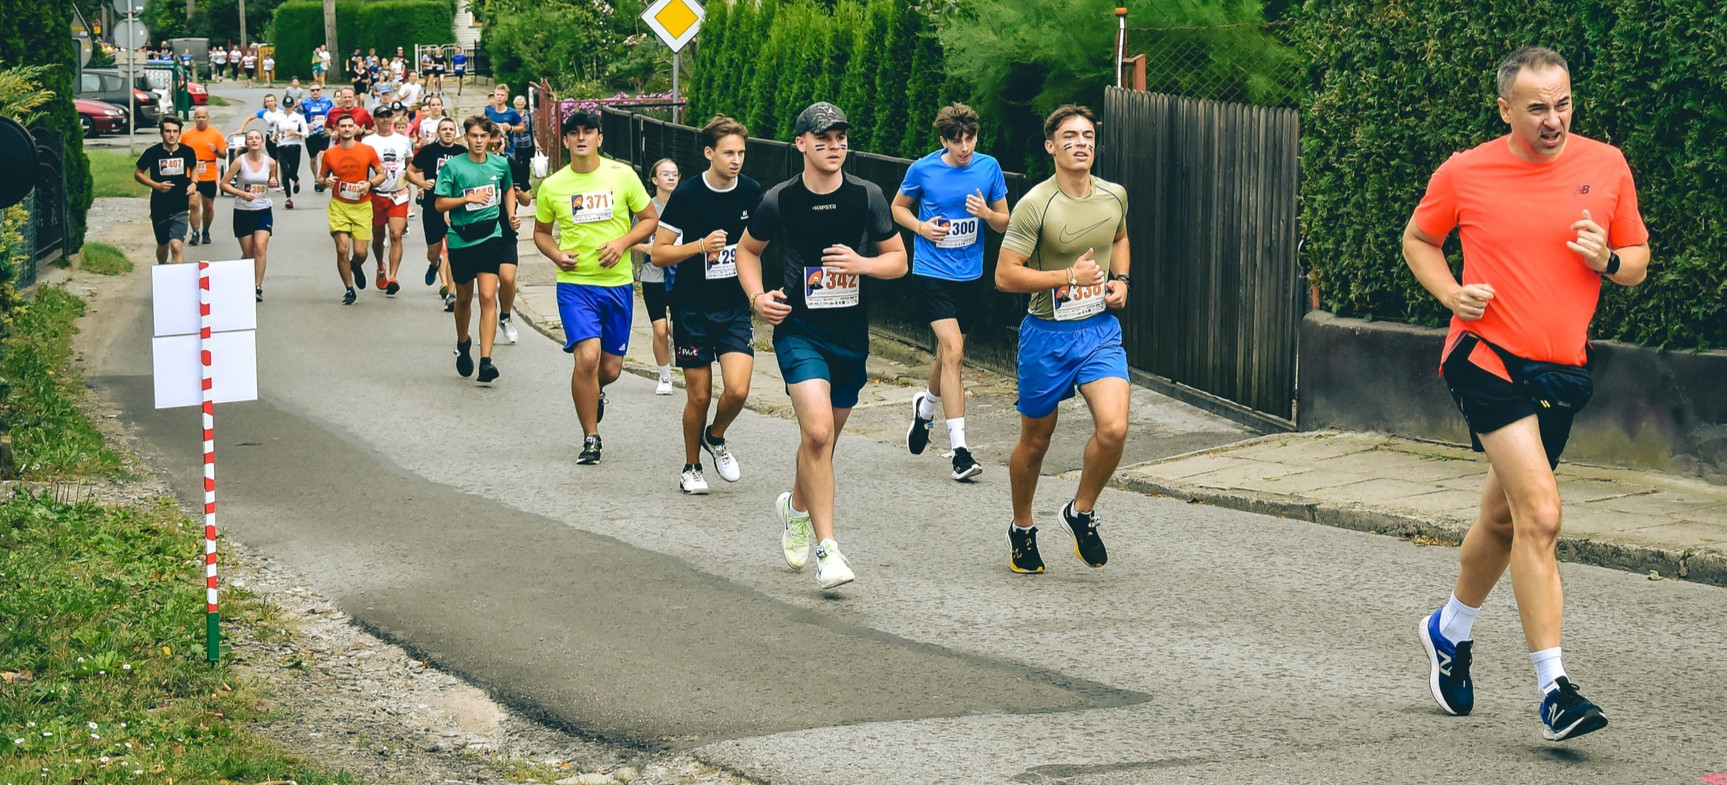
left=1403, top=46, right=1650, bottom=743
left=179, top=106, right=228, bottom=247
left=320, top=114, right=386, bottom=305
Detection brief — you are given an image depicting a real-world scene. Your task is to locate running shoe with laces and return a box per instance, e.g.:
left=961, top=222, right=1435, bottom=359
left=597, top=392, right=607, bottom=423
left=1419, top=608, right=1474, bottom=716
left=350, top=259, right=366, bottom=289
left=454, top=339, right=474, bottom=377
left=188, top=231, right=200, bottom=247
left=655, top=376, right=674, bottom=395
left=679, top=464, right=709, bottom=495
left=814, top=538, right=855, bottom=590
left=702, top=429, right=741, bottom=482
left=285, top=197, right=294, bottom=209
left=425, top=263, right=438, bottom=286
left=443, top=293, right=456, bottom=312
left=576, top=434, right=602, bottom=465
left=202, top=230, right=212, bottom=244
left=1539, top=677, right=1608, bottom=741
left=476, top=357, right=498, bottom=383
left=342, top=287, right=357, bottom=305
left=500, top=316, right=519, bottom=344
left=375, top=269, right=388, bottom=291
left=951, top=447, right=982, bottom=482
left=386, top=277, right=401, bottom=296
left=776, top=491, right=813, bottom=570
left=255, top=286, right=264, bottom=303
left=1008, top=525, right=1045, bottom=574
left=906, top=391, right=933, bottom=454
left=1061, top=501, right=1108, bottom=568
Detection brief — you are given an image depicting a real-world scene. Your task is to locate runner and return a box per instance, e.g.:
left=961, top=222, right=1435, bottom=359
left=1405, top=46, right=1648, bottom=742
left=409, top=116, right=464, bottom=311
left=411, top=94, right=448, bottom=149
left=210, top=46, right=227, bottom=83
left=428, top=48, right=445, bottom=94
left=363, top=106, right=415, bottom=295
left=219, top=129, right=279, bottom=301
left=310, top=48, right=325, bottom=86
left=300, top=84, right=334, bottom=190
left=275, top=97, right=307, bottom=207
left=233, top=93, right=286, bottom=174
left=487, top=122, right=522, bottom=343
left=398, top=71, right=424, bottom=115
left=451, top=47, right=467, bottom=94
left=325, top=88, right=375, bottom=138
left=319, top=114, right=385, bottom=305
left=508, top=94, right=537, bottom=206
left=995, top=104, right=1130, bottom=576
left=434, top=116, right=516, bottom=384
left=419, top=49, right=436, bottom=89
left=284, top=77, right=304, bottom=105
left=262, top=52, right=275, bottom=84
left=241, top=48, right=257, bottom=86
left=735, top=102, right=908, bottom=589
left=133, top=117, right=199, bottom=265
left=633, top=158, right=679, bottom=393
left=179, top=107, right=227, bottom=248
left=228, top=45, right=243, bottom=81
left=532, top=110, right=657, bottom=465
left=350, top=50, right=370, bottom=100
left=892, top=102, right=1010, bottom=482
left=650, top=117, right=763, bottom=495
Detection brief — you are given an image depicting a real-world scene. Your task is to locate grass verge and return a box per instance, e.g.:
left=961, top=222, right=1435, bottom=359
left=0, top=285, right=358, bottom=783
left=79, top=243, right=133, bottom=276
left=86, top=150, right=141, bottom=199
left=207, top=96, right=230, bottom=107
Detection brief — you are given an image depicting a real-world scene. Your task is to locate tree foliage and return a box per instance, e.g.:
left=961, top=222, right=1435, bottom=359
left=142, top=0, right=293, bottom=47
left=1294, top=0, right=1727, bottom=349
left=0, top=4, right=92, bottom=254
left=269, top=1, right=453, bottom=80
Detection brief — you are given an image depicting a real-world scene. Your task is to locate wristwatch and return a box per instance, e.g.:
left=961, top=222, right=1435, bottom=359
left=1111, top=273, right=1132, bottom=286
left=1604, top=252, right=1621, bottom=276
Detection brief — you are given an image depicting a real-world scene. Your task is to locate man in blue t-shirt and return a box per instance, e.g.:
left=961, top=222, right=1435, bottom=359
left=891, top=102, right=1010, bottom=482
left=299, top=84, right=335, bottom=190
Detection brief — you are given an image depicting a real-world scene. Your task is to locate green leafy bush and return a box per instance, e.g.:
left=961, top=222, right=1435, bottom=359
left=269, top=0, right=454, bottom=81
left=0, top=13, right=92, bottom=255
left=1294, top=0, right=1727, bottom=350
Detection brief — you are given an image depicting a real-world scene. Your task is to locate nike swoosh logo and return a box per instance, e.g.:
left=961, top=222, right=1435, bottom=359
left=1059, top=218, right=1111, bottom=244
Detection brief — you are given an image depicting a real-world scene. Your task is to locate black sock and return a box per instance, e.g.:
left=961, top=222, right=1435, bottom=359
left=480, top=356, right=492, bottom=365
left=706, top=427, right=723, bottom=444
left=499, top=312, right=511, bottom=320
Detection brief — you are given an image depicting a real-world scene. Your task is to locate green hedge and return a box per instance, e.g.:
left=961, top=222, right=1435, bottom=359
left=268, top=0, right=454, bottom=81
left=0, top=4, right=91, bottom=256
left=1294, top=0, right=1727, bottom=350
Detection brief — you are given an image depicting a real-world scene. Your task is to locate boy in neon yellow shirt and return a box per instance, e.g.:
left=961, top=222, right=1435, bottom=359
left=533, top=111, right=658, bottom=465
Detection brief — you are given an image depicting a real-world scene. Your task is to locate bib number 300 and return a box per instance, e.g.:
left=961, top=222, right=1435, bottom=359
left=804, top=267, right=860, bottom=309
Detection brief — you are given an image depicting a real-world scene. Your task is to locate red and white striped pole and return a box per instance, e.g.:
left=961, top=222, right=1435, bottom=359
left=199, top=261, right=221, bottom=663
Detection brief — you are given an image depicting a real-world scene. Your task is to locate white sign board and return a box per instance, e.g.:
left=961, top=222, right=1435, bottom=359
left=151, top=260, right=260, bottom=410
left=642, top=0, right=704, bottom=53
left=152, top=260, right=257, bottom=336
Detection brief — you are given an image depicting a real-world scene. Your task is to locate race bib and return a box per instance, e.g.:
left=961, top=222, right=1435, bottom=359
left=935, top=216, right=980, bottom=249
left=571, top=191, right=614, bottom=224
left=463, top=184, right=498, bottom=211
left=158, top=158, right=185, bottom=177
left=390, top=189, right=410, bottom=206
left=338, top=180, right=368, bottom=199
left=803, top=267, right=861, bottom=309
left=705, top=244, right=738, bottom=280
left=245, top=184, right=267, bottom=198
left=1051, top=281, right=1106, bottom=321
left=196, top=161, right=211, bottom=177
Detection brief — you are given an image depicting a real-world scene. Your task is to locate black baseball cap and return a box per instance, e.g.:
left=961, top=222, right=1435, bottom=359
left=373, top=104, right=395, bottom=118
left=562, top=111, right=602, bottom=135
left=791, top=102, right=851, bottom=137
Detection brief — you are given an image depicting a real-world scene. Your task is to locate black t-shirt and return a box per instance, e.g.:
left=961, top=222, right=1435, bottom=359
left=747, top=173, right=896, bottom=332
left=658, top=172, right=763, bottom=310
left=411, top=142, right=466, bottom=204
left=135, top=143, right=199, bottom=217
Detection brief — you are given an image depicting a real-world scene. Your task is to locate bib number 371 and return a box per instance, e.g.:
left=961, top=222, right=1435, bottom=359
left=804, top=267, right=860, bottom=309
left=571, top=191, right=614, bottom=223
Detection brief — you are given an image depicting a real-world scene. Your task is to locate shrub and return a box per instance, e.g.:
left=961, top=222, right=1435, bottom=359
left=269, top=0, right=454, bottom=81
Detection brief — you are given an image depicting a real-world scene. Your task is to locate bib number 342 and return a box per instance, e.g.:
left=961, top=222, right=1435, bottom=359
left=804, top=267, right=860, bottom=309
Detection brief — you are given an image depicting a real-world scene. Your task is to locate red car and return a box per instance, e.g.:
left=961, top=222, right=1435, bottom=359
left=75, top=98, right=129, bottom=137
left=187, top=80, right=208, bottom=105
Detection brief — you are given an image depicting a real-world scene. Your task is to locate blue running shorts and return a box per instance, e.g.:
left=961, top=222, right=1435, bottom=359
left=557, top=282, right=633, bottom=356
left=1015, top=312, right=1129, bottom=418
left=773, top=317, right=868, bottom=409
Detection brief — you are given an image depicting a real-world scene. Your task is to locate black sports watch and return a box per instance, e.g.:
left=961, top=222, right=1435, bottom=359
left=1604, top=252, right=1621, bottom=276
left=1110, top=273, right=1131, bottom=286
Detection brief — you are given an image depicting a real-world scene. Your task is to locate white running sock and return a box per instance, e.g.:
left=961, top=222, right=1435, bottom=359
left=918, top=390, right=940, bottom=420
left=658, top=364, right=672, bottom=381
left=1012, top=523, right=1034, bottom=532
left=1438, top=593, right=1480, bottom=642
left=1531, top=646, right=1565, bottom=695
left=947, top=417, right=967, bottom=450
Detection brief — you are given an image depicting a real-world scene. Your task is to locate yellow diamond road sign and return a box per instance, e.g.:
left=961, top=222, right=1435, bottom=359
left=643, top=0, right=705, bottom=53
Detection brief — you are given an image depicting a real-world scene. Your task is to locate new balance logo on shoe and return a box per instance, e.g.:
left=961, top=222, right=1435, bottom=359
left=1438, top=651, right=1453, bottom=677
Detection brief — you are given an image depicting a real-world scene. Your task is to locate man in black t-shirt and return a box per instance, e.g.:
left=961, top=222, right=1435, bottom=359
left=407, top=116, right=466, bottom=309
left=651, top=116, right=764, bottom=496
left=736, top=102, right=907, bottom=591
left=133, top=117, right=201, bottom=264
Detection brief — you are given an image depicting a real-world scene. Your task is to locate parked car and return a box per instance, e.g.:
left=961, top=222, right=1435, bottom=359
left=186, top=80, right=208, bottom=105
left=75, top=98, right=129, bottom=137
left=76, top=69, right=161, bottom=127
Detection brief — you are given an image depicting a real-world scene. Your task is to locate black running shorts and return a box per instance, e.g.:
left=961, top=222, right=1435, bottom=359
left=641, top=281, right=670, bottom=323
left=915, top=274, right=982, bottom=334
left=1442, top=347, right=1577, bottom=469
left=448, top=235, right=504, bottom=285
left=672, top=305, right=754, bottom=368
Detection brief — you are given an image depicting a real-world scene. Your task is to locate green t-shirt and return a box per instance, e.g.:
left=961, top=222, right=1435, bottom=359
left=434, top=153, right=513, bottom=250
left=534, top=159, right=652, bottom=287
left=1001, top=175, right=1128, bottom=320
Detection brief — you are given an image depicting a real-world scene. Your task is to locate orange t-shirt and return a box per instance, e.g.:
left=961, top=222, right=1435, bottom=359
left=320, top=142, right=383, bottom=204
left=179, top=126, right=227, bottom=182
left=1413, top=134, right=1648, bottom=378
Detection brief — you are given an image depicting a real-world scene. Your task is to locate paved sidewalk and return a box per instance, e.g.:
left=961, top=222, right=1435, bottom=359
left=1116, top=431, right=1727, bottom=586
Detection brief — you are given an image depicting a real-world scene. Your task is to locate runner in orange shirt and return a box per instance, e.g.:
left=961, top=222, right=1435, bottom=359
left=1403, top=46, right=1649, bottom=743
left=320, top=114, right=386, bottom=305
left=179, top=106, right=228, bottom=247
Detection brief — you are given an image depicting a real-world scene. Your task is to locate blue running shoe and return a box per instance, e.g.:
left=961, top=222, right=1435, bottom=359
left=1539, top=677, right=1608, bottom=742
left=1419, top=608, right=1473, bottom=715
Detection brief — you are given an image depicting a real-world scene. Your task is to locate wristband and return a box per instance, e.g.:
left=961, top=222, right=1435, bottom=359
left=1604, top=252, right=1621, bottom=276
left=747, top=291, right=765, bottom=305
left=1111, top=273, right=1131, bottom=286
left=1067, top=267, right=1077, bottom=287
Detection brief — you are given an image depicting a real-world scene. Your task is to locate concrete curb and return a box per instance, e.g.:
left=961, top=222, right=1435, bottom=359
left=1109, top=472, right=1727, bottom=589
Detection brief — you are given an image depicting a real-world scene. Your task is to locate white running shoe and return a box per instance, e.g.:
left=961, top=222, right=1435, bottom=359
left=776, top=491, right=812, bottom=570
left=814, top=538, right=855, bottom=589
left=679, top=465, right=709, bottom=495
left=655, top=376, right=674, bottom=395
left=500, top=318, right=519, bottom=345
left=702, top=431, right=741, bottom=482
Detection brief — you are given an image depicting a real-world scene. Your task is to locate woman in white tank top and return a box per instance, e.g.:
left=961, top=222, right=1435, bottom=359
left=220, top=130, right=279, bottom=301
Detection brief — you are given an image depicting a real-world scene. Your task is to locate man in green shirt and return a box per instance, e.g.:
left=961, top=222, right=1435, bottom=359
left=533, top=111, right=658, bottom=465
left=434, top=115, right=517, bottom=385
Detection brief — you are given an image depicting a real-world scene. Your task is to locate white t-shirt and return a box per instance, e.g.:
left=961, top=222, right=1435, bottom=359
left=256, top=108, right=289, bottom=140
left=276, top=113, right=308, bottom=146
left=321, top=50, right=332, bottom=68
left=263, top=57, right=274, bottom=72
left=397, top=82, right=422, bottom=109
left=363, top=132, right=414, bottom=193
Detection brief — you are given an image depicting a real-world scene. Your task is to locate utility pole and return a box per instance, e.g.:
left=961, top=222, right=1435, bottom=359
left=238, top=0, right=248, bottom=45
left=186, top=0, right=194, bottom=21
left=323, top=0, right=338, bottom=63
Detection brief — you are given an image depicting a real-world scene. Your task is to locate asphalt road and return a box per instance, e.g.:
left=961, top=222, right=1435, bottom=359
left=85, top=87, right=1727, bottom=784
